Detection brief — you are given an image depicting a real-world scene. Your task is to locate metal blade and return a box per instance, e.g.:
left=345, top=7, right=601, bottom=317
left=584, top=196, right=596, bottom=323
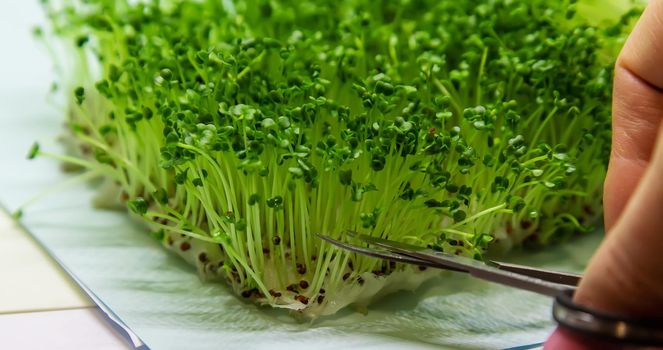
left=352, top=232, right=574, bottom=296
left=491, top=261, right=581, bottom=286
left=317, top=234, right=455, bottom=269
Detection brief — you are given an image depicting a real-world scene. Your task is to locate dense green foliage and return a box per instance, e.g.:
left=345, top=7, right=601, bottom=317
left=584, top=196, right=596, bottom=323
left=38, top=0, right=640, bottom=316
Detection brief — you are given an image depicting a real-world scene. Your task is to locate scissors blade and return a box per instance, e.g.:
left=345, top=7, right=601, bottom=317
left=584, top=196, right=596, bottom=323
left=490, top=261, right=581, bottom=286
left=353, top=232, right=581, bottom=286
left=317, top=234, right=459, bottom=269
left=350, top=232, right=574, bottom=297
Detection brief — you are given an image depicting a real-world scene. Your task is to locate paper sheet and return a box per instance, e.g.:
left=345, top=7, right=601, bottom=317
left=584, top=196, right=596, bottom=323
left=0, top=2, right=602, bottom=349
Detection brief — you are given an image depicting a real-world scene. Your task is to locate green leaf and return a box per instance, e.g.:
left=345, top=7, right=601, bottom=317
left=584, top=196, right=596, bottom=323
left=27, top=142, right=40, bottom=160
left=128, top=198, right=148, bottom=216
left=74, top=86, right=85, bottom=105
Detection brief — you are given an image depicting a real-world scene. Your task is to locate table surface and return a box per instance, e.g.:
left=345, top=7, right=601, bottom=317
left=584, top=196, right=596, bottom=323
left=0, top=209, right=131, bottom=349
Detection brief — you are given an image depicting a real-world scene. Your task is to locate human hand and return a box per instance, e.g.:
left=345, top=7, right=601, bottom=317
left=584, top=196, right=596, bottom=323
left=545, top=0, right=663, bottom=348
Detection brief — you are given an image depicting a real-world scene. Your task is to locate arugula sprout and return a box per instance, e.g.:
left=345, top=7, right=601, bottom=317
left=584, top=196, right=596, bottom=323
left=39, top=0, right=642, bottom=317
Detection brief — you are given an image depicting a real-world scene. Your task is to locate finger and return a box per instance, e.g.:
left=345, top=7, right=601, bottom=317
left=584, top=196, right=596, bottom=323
left=619, top=0, right=663, bottom=90
left=604, top=0, right=663, bottom=229
left=604, top=66, right=663, bottom=229
left=576, top=124, right=663, bottom=317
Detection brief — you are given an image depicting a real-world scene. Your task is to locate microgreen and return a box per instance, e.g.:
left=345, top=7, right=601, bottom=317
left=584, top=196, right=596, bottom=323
left=27, top=142, right=40, bottom=160
left=40, top=0, right=642, bottom=317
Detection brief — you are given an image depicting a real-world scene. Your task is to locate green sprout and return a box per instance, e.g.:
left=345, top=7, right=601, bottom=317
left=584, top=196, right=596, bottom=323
left=39, top=0, right=642, bottom=318
left=27, top=142, right=40, bottom=160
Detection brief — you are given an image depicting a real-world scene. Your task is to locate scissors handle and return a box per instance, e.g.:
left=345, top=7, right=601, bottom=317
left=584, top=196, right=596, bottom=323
left=553, top=289, right=663, bottom=346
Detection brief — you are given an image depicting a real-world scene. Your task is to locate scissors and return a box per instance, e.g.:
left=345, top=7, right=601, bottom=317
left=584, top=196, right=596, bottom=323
left=317, top=232, right=663, bottom=346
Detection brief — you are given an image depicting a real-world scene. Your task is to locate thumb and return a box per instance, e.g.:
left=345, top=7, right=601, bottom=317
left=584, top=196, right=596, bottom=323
left=574, top=123, right=663, bottom=317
